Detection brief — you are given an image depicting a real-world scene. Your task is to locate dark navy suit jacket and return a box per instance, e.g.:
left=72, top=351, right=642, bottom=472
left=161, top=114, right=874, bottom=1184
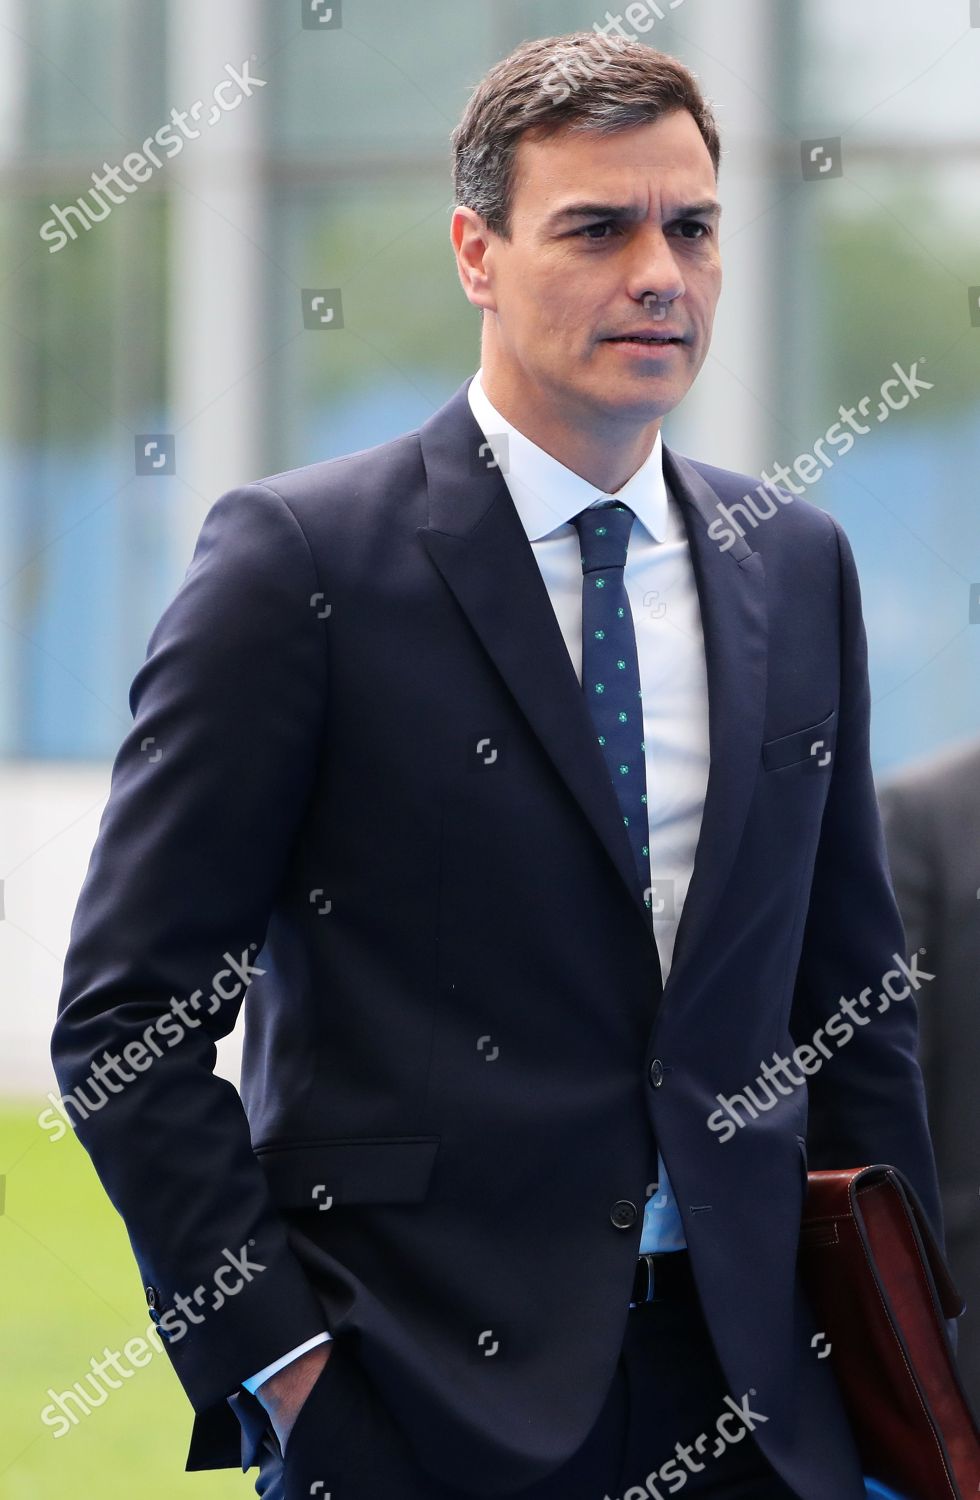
left=51, top=376, right=945, bottom=1498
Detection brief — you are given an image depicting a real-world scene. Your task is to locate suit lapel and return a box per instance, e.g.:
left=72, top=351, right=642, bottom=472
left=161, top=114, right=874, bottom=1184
left=416, top=382, right=650, bottom=941
left=414, top=380, right=768, bottom=995
left=659, top=447, right=768, bottom=1002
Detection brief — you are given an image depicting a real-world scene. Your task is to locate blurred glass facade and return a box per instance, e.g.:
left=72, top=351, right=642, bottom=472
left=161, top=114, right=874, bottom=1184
left=1, top=0, right=977, bottom=764
left=792, top=0, right=980, bottom=770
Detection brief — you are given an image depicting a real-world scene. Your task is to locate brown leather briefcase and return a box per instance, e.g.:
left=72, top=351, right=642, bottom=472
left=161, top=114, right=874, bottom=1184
left=799, top=1164, right=980, bottom=1499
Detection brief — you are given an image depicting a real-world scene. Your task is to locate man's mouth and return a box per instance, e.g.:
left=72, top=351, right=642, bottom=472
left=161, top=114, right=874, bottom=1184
left=604, top=334, right=684, bottom=346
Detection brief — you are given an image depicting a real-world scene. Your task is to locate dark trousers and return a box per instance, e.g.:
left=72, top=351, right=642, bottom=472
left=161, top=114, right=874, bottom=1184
left=231, top=1292, right=799, bottom=1500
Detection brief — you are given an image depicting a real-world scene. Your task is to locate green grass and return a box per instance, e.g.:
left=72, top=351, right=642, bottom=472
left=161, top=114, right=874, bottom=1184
left=0, top=1102, right=245, bottom=1500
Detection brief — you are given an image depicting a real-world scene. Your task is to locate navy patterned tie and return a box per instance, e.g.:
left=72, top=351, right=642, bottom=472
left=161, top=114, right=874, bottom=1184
left=572, top=502, right=652, bottom=909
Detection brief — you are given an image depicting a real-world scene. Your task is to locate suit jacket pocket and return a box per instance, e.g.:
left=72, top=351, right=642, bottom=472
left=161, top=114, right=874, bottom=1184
left=254, top=1135, right=441, bottom=1210
left=761, top=709, right=837, bottom=772
left=281, top=1340, right=362, bottom=1485
left=282, top=1342, right=350, bottom=1451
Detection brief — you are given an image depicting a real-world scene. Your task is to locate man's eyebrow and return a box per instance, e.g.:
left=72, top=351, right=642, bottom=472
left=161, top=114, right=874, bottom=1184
left=547, top=199, right=722, bottom=227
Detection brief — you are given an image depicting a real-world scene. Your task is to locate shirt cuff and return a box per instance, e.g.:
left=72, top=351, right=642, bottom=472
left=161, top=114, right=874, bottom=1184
left=240, top=1331, right=333, bottom=1395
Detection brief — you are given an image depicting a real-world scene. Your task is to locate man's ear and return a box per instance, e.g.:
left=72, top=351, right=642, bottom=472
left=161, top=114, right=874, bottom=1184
left=451, top=206, right=497, bottom=315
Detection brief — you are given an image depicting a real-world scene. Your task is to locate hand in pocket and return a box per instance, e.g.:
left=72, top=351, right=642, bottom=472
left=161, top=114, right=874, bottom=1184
left=256, top=1342, right=334, bottom=1456
left=278, top=1343, right=365, bottom=1496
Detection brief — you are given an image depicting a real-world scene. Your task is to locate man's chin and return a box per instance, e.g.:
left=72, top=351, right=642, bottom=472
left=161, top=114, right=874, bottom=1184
left=586, top=375, right=685, bottom=422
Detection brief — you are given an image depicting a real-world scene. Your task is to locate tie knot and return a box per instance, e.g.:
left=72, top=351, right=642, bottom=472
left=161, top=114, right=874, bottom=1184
left=572, top=501, right=635, bottom=574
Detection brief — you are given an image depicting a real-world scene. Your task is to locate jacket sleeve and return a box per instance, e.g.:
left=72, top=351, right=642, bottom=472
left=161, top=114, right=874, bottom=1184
left=876, top=781, right=959, bottom=1351
left=50, top=482, right=330, bottom=1412
left=877, top=780, right=940, bottom=1082
left=788, top=514, right=945, bottom=1249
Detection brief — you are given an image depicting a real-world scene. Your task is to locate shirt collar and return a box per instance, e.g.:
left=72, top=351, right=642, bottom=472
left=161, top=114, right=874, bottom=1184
left=466, top=367, right=668, bottom=543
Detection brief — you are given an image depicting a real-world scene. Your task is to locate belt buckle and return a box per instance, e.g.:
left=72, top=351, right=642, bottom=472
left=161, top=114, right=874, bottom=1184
left=630, top=1252, right=656, bottom=1308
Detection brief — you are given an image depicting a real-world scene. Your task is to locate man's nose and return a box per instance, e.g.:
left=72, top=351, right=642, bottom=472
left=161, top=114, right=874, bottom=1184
left=626, top=231, right=685, bottom=307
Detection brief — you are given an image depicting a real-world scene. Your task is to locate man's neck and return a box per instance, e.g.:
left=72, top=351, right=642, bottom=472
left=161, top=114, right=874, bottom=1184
left=478, top=367, right=661, bottom=496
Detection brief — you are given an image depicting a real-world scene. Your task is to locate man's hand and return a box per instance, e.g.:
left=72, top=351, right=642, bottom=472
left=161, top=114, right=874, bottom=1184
left=254, top=1341, right=332, bottom=1455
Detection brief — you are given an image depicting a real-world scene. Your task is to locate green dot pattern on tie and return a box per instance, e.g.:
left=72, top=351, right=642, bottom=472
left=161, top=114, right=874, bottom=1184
left=571, top=501, right=652, bottom=907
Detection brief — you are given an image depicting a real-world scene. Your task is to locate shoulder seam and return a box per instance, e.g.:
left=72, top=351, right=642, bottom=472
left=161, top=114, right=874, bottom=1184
left=247, top=480, right=326, bottom=610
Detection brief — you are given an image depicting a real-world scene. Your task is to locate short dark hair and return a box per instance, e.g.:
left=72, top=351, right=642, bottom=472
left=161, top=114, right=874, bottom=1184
left=450, top=31, right=721, bottom=241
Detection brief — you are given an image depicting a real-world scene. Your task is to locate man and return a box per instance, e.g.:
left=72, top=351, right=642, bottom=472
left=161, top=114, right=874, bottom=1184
left=878, top=736, right=980, bottom=1415
left=52, top=31, right=946, bottom=1500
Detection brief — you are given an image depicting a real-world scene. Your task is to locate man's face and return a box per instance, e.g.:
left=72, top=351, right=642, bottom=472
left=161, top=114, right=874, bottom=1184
left=468, top=109, right=722, bottom=429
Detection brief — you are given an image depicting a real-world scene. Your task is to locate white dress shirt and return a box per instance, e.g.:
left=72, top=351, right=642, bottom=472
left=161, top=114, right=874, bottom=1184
left=242, top=369, right=710, bottom=1394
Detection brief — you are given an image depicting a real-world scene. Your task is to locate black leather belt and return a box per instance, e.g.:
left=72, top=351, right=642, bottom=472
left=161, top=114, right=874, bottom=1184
left=629, top=1250, right=696, bottom=1308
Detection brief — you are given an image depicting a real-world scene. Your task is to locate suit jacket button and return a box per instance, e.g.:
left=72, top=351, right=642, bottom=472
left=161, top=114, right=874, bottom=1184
left=610, top=1199, right=638, bottom=1229
left=648, top=1058, right=665, bottom=1088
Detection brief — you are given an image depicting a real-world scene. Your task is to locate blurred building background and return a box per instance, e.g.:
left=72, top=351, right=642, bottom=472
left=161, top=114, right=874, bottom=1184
left=0, top=2, right=977, bottom=1488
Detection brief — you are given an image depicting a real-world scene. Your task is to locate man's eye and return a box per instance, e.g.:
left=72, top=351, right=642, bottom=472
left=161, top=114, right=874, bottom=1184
left=577, top=221, right=617, bottom=242
left=575, top=220, right=710, bottom=243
